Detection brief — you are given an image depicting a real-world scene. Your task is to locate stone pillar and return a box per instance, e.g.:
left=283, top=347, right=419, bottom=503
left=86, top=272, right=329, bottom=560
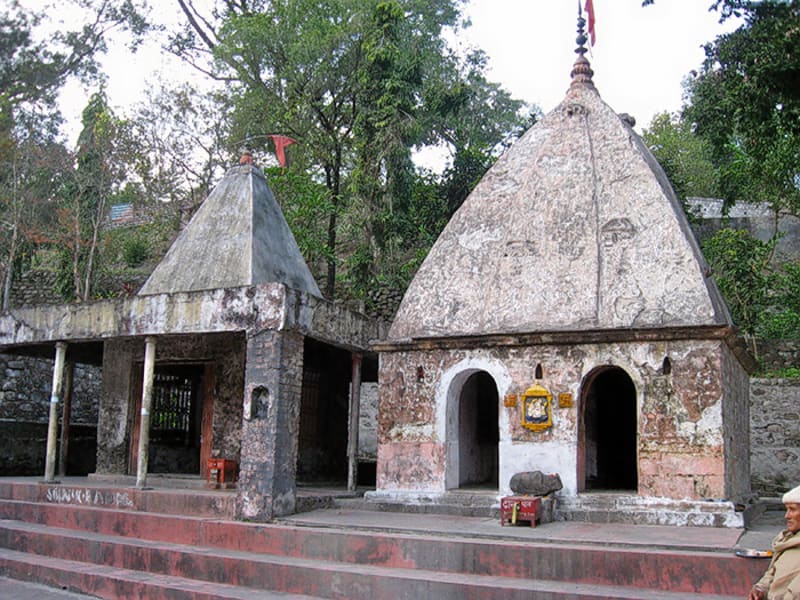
left=237, top=330, right=303, bottom=521
left=347, top=354, right=362, bottom=491
left=135, top=336, right=157, bottom=488
left=97, top=339, right=136, bottom=474
left=44, top=341, right=67, bottom=482
left=57, top=360, right=75, bottom=477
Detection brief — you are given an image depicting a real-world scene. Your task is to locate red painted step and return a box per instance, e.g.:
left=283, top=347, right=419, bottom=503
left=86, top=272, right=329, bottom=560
left=0, top=539, right=746, bottom=600
left=0, top=480, right=768, bottom=599
left=0, top=547, right=318, bottom=599
left=0, top=499, right=763, bottom=597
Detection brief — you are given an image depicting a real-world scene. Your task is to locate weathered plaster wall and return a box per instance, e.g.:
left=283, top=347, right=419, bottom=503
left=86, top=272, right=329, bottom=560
left=237, top=330, right=304, bottom=521
left=97, top=339, right=137, bottom=474
left=751, top=379, right=800, bottom=496
left=358, top=382, right=378, bottom=460
left=722, top=342, right=752, bottom=500
left=377, top=339, right=742, bottom=501
left=211, top=336, right=246, bottom=462
left=389, top=86, right=728, bottom=341
left=0, top=285, right=287, bottom=347
left=638, top=344, right=724, bottom=499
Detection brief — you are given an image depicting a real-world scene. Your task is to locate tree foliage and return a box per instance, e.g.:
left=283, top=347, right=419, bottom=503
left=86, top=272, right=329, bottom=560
left=1, top=0, right=148, bottom=111
left=0, top=0, right=149, bottom=307
left=169, top=0, right=528, bottom=303
left=41, top=90, right=133, bottom=301
left=702, top=228, right=775, bottom=358
left=682, top=2, right=800, bottom=215
left=642, top=111, right=719, bottom=205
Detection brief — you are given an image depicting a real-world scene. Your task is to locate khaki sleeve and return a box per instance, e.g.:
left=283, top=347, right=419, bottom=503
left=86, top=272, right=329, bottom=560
left=754, top=556, right=777, bottom=595
left=784, top=572, right=800, bottom=599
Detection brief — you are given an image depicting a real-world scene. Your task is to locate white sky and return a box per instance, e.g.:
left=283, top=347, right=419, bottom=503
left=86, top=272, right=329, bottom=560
left=55, top=0, right=741, bottom=143
left=458, top=0, right=740, bottom=128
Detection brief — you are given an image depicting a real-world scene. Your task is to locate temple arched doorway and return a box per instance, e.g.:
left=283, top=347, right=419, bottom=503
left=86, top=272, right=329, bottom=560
left=579, top=366, right=638, bottom=492
left=448, top=370, right=499, bottom=490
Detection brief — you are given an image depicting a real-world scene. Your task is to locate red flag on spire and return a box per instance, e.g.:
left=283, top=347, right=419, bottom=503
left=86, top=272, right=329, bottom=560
left=585, top=0, right=596, bottom=46
left=269, top=134, right=297, bottom=169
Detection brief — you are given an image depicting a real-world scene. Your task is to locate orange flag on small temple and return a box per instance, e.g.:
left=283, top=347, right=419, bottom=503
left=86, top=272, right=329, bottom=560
left=585, top=0, right=596, bottom=46
left=269, top=134, right=296, bottom=170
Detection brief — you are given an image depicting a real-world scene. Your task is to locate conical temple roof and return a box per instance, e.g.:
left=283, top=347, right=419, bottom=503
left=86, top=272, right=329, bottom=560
left=139, top=161, right=321, bottom=297
left=389, top=62, right=730, bottom=341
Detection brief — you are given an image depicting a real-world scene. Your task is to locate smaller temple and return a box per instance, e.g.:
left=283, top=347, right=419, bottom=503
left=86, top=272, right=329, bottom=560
left=0, top=155, right=380, bottom=521
left=370, top=14, right=755, bottom=526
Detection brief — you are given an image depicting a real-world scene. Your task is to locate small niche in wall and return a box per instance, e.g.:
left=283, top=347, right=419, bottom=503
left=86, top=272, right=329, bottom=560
left=245, top=385, right=270, bottom=420
left=662, top=357, right=672, bottom=376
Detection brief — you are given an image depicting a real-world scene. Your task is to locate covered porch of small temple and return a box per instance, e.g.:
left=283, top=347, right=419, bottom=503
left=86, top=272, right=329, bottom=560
left=0, top=282, right=381, bottom=521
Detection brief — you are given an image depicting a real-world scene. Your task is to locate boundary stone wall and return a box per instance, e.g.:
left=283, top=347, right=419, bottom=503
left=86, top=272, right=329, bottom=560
left=0, top=354, right=101, bottom=475
left=751, top=378, right=800, bottom=496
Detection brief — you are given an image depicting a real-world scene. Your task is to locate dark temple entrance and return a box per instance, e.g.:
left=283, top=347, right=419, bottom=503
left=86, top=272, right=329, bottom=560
left=297, top=338, right=351, bottom=485
left=580, top=366, right=638, bottom=491
left=457, top=371, right=499, bottom=489
left=130, top=363, right=212, bottom=476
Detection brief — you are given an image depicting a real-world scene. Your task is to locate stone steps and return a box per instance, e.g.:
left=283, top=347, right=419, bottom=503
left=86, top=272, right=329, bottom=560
left=0, top=547, right=316, bottom=599
left=0, top=481, right=765, bottom=599
left=556, top=493, right=749, bottom=528
left=0, top=518, right=749, bottom=600
left=337, top=489, right=502, bottom=517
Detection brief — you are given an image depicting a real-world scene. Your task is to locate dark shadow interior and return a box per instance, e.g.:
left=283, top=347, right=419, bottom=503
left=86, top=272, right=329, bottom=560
left=583, top=367, right=638, bottom=491
left=147, top=364, right=205, bottom=475
left=297, top=338, right=352, bottom=485
left=458, top=371, right=499, bottom=489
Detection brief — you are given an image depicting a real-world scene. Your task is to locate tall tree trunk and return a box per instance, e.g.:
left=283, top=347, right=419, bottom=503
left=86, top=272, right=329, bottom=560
left=324, top=150, right=342, bottom=300
left=72, top=206, right=82, bottom=301
left=82, top=197, right=106, bottom=302
left=2, top=223, right=17, bottom=310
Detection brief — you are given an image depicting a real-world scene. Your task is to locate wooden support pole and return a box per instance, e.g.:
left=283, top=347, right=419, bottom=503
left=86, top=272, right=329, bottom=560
left=135, top=337, right=157, bottom=489
left=57, top=360, right=75, bottom=477
left=347, top=354, right=362, bottom=492
left=44, top=342, right=67, bottom=482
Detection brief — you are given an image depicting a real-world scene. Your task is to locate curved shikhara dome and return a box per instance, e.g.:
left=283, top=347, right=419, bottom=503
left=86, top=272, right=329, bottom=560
left=389, top=81, right=730, bottom=341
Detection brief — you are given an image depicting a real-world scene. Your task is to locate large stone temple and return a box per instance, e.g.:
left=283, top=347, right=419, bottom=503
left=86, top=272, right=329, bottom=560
left=370, top=20, right=754, bottom=526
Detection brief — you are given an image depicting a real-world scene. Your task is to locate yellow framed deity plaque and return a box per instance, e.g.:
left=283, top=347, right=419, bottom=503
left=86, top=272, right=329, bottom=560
left=521, top=384, right=553, bottom=432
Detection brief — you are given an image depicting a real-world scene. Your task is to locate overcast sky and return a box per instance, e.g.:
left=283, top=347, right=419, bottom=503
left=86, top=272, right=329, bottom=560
left=459, top=0, right=741, bottom=128
left=56, top=0, right=741, bottom=143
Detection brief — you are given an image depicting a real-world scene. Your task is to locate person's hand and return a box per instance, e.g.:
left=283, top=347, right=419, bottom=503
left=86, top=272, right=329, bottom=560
left=748, top=586, right=766, bottom=600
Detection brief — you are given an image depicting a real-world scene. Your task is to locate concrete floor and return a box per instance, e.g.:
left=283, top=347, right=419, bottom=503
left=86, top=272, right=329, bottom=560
left=0, top=576, right=100, bottom=599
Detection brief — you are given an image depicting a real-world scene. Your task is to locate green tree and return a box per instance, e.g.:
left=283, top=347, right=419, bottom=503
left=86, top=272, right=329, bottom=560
left=130, top=83, right=230, bottom=210
left=1, top=0, right=148, bottom=111
left=427, top=50, right=534, bottom=216
left=682, top=2, right=800, bottom=215
left=759, top=261, right=800, bottom=341
left=50, top=90, right=134, bottom=301
left=702, top=228, right=775, bottom=359
left=169, top=0, right=525, bottom=303
left=0, top=0, right=148, bottom=307
left=0, top=122, right=72, bottom=309
left=642, top=111, right=719, bottom=205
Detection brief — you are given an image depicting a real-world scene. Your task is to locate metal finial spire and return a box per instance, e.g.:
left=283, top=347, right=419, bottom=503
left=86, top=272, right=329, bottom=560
left=570, top=2, right=595, bottom=89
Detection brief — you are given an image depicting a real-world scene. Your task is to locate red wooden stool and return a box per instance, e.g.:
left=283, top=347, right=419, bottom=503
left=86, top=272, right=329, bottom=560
left=207, top=458, right=238, bottom=488
left=500, top=496, right=542, bottom=527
